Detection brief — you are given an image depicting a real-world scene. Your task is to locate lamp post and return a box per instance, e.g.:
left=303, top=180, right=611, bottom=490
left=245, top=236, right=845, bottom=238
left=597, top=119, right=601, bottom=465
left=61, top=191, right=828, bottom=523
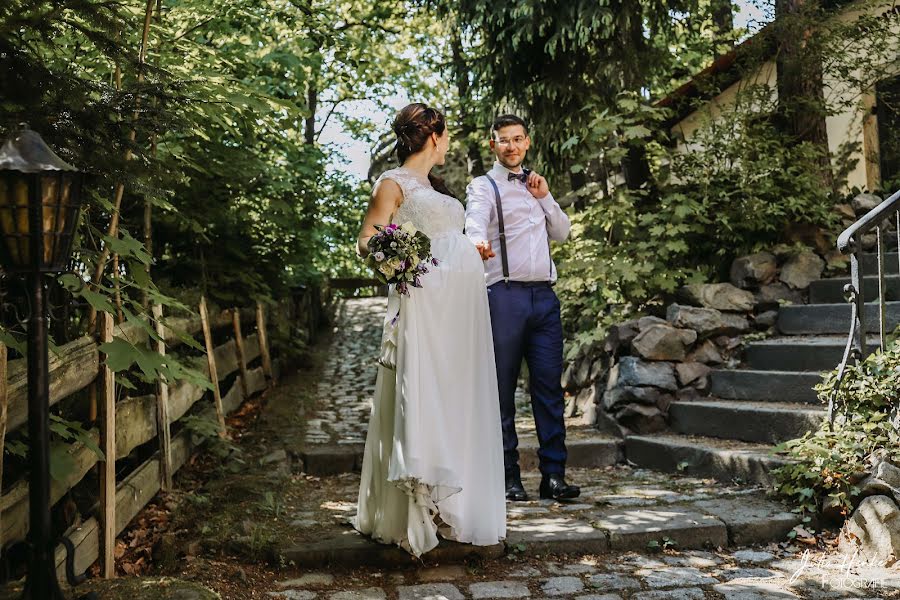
left=0, top=125, right=84, bottom=600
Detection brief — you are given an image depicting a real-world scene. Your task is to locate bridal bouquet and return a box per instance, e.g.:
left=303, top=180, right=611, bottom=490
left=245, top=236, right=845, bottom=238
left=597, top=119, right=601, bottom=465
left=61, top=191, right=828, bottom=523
left=366, top=222, right=439, bottom=296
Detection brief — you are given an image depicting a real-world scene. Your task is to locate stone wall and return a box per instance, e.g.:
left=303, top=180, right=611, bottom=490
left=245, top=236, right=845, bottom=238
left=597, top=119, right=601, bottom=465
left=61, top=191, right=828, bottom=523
left=567, top=244, right=839, bottom=436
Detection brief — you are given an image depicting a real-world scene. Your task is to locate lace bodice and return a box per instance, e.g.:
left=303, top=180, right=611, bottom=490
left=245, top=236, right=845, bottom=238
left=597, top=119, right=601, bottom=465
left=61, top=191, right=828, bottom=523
left=376, top=167, right=464, bottom=238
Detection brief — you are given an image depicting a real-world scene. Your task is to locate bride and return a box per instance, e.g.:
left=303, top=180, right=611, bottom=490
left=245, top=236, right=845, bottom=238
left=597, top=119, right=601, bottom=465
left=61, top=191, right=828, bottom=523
left=353, top=103, right=506, bottom=556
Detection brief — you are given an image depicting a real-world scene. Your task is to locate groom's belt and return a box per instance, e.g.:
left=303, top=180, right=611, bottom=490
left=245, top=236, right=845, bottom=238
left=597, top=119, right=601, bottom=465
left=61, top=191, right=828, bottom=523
left=491, top=280, right=552, bottom=288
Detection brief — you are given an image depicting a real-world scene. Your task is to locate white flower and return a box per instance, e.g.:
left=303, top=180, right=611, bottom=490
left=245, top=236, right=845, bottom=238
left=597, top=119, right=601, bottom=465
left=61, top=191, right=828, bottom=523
left=373, top=251, right=385, bottom=262
left=400, top=221, right=417, bottom=235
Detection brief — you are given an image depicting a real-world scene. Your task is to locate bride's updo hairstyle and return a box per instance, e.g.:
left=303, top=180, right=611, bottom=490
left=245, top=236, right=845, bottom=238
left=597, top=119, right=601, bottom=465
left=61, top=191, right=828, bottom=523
left=392, top=103, right=456, bottom=198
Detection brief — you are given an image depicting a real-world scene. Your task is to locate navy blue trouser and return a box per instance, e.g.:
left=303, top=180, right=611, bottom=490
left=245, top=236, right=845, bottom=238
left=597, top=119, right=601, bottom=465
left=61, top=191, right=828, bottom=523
left=487, top=281, right=567, bottom=479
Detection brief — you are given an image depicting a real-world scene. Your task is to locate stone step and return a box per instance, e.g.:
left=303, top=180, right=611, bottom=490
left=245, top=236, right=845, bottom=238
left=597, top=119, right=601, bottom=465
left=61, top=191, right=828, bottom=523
left=861, top=251, right=900, bottom=271
left=709, top=369, right=823, bottom=403
left=777, top=301, right=900, bottom=334
left=742, top=336, right=845, bottom=371
left=625, top=433, right=792, bottom=486
left=809, top=274, right=900, bottom=303
left=300, top=430, right=623, bottom=476
left=669, top=399, right=824, bottom=444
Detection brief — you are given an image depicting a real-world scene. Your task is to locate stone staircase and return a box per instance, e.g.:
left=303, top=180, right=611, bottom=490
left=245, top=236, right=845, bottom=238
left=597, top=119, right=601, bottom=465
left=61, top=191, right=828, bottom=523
left=625, top=251, right=897, bottom=487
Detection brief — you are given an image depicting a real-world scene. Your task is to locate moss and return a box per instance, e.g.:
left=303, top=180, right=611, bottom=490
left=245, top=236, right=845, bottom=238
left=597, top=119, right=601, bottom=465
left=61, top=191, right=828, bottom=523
left=0, top=577, right=219, bottom=600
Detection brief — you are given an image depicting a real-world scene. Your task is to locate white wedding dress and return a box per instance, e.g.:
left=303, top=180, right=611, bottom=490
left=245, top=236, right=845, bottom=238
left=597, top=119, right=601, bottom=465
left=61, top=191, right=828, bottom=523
left=353, top=166, right=506, bottom=557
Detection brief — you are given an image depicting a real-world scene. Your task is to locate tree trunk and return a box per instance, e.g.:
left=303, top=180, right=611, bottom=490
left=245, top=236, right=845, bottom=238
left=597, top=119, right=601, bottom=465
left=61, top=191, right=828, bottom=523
left=775, top=0, right=833, bottom=190
left=711, top=0, right=734, bottom=55
left=450, top=28, right=485, bottom=177
left=305, top=85, right=317, bottom=146
left=88, top=0, right=157, bottom=330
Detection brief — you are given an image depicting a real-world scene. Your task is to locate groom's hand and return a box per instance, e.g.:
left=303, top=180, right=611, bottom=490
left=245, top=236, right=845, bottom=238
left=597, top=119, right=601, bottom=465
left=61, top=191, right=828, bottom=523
left=526, top=171, right=550, bottom=200
left=475, top=241, right=495, bottom=261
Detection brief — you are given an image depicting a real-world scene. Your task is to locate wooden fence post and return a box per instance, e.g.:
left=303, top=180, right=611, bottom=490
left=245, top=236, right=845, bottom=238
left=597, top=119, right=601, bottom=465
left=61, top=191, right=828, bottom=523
left=0, top=342, right=7, bottom=555
left=199, top=296, right=226, bottom=435
left=232, top=308, right=249, bottom=399
left=256, top=301, right=273, bottom=383
left=99, top=312, right=116, bottom=578
left=152, top=304, right=173, bottom=490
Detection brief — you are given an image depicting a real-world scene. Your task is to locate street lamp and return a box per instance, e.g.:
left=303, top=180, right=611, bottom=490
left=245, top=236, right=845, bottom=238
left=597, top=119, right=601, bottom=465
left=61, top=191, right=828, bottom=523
left=0, top=125, right=85, bottom=600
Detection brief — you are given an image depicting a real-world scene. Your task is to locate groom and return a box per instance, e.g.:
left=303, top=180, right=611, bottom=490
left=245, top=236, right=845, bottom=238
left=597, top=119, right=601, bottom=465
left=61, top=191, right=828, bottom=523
left=464, top=115, right=580, bottom=502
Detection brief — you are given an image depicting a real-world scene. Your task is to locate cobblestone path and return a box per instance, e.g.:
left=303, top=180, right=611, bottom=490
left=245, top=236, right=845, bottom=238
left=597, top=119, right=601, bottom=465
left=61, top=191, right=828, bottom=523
left=272, top=298, right=900, bottom=599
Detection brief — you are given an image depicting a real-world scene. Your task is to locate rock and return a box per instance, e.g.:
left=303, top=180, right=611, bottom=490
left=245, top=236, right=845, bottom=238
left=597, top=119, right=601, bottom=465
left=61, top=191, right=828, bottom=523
left=580, top=402, right=598, bottom=426
left=656, top=393, right=673, bottom=413
left=632, top=324, right=697, bottom=361
left=399, top=584, right=464, bottom=600
left=605, top=320, right=640, bottom=355
left=603, top=386, right=662, bottom=412
left=331, top=589, right=387, bottom=600
left=278, top=573, right=335, bottom=588
left=260, top=449, right=288, bottom=466
left=679, top=283, right=755, bottom=312
left=590, top=359, right=607, bottom=384
left=676, top=362, right=711, bottom=387
left=731, top=252, right=778, bottom=289
left=638, top=315, right=669, bottom=330
left=666, top=304, right=750, bottom=338
left=839, top=494, right=900, bottom=566
left=596, top=407, right=626, bottom=437
left=686, top=340, right=723, bottom=365
left=587, top=573, right=640, bottom=590
left=575, top=384, right=599, bottom=416
left=859, top=460, right=900, bottom=504
left=752, top=310, right=778, bottom=329
left=575, top=357, right=593, bottom=389
left=732, top=549, right=775, bottom=563
left=561, top=363, right=577, bottom=392
left=770, top=243, right=795, bottom=262
left=615, top=404, right=667, bottom=433
left=784, top=223, right=830, bottom=253
left=834, top=202, right=856, bottom=219
left=862, top=232, right=878, bottom=251
left=676, top=387, right=702, bottom=402
left=824, top=249, right=849, bottom=271
left=755, top=283, right=804, bottom=309
left=780, top=251, right=824, bottom=290
left=469, top=581, right=530, bottom=599
left=541, top=576, right=585, bottom=596
left=564, top=395, right=577, bottom=418
left=852, top=192, right=882, bottom=215
left=608, top=357, right=677, bottom=391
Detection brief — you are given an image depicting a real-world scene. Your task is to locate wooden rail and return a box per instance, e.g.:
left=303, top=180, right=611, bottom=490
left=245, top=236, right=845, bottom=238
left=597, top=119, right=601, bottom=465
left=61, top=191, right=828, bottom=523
left=0, top=298, right=279, bottom=583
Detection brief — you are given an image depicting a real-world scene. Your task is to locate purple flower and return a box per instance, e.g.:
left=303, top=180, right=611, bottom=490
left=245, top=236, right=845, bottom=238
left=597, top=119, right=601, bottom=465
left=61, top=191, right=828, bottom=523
left=431, top=257, right=439, bottom=266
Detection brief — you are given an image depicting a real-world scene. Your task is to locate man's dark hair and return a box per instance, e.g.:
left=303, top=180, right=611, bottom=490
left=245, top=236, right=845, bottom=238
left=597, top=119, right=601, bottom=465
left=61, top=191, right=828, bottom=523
left=491, top=114, right=529, bottom=137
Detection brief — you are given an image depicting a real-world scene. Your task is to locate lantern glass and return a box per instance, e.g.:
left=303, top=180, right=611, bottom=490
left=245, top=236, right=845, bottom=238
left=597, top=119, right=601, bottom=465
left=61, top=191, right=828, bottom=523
left=0, top=171, right=82, bottom=273
left=0, top=127, right=84, bottom=274
left=0, top=172, right=32, bottom=269
left=40, top=173, right=81, bottom=271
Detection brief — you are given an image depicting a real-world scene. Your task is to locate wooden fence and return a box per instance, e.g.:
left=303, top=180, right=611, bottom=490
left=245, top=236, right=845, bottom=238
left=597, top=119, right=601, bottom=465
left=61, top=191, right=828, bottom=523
left=0, top=297, right=280, bottom=584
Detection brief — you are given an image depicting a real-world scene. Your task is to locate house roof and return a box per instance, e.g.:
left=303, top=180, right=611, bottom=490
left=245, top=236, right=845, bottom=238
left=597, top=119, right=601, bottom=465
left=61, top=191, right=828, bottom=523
left=655, top=28, right=772, bottom=130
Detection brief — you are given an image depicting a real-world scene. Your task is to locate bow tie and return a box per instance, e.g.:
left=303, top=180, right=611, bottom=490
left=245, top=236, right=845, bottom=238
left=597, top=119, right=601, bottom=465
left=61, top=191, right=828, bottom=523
left=508, top=170, right=529, bottom=183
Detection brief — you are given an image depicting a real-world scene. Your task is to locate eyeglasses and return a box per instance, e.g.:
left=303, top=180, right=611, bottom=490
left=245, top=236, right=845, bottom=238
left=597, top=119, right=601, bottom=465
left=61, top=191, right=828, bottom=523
left=494, top=136, right=527, bottom=147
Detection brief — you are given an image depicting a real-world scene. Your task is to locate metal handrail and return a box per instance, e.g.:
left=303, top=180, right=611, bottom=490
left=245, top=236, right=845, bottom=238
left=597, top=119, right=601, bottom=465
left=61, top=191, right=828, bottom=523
left=829, top=189, right=900, bottom=425
left=837, top=189, right=900, bottom=252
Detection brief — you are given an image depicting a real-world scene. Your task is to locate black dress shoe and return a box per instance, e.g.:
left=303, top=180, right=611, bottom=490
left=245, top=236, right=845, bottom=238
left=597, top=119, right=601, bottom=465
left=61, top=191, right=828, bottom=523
left=505, top=476, right=528, bottom=501
left=539, top=473, right=581, bottom=500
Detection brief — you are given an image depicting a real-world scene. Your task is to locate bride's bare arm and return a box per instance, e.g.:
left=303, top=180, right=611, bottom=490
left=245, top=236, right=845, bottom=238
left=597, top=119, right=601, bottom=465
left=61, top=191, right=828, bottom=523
left=357, top=179, right=403, bottom=257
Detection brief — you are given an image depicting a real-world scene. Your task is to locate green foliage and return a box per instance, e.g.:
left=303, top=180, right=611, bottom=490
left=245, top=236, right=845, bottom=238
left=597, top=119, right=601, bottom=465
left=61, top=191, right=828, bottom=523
left=438, top=0, right=730, bottom=183
left=555, top=90, right=842, bottom=352
left=773, top=341, right=900, bottom=518
left=4, top=415, right=104, bottom=482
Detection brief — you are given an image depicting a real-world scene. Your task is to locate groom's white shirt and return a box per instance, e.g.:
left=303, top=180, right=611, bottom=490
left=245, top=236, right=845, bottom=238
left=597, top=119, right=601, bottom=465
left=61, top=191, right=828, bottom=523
left=464, top=161, right=571, bottom=286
